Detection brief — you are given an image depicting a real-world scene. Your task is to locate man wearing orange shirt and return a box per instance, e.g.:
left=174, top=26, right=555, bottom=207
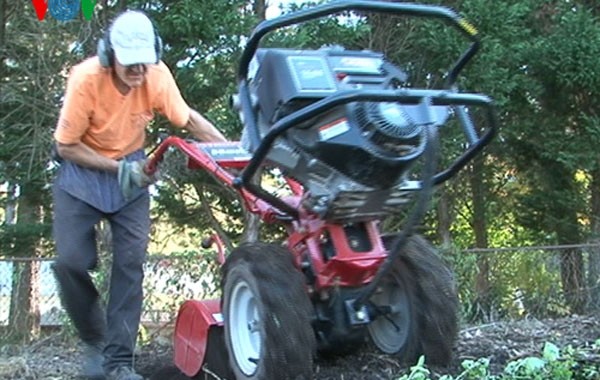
left=51, top=10, right=226, bottom=380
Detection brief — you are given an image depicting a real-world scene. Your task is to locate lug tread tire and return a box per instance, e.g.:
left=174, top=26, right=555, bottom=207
left=222, top=242, right=316, bottom=380
left=382, top=234, right=459, bottom=365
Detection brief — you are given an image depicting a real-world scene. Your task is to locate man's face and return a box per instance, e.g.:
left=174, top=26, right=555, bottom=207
left=113, top=60, right=148, bottom=89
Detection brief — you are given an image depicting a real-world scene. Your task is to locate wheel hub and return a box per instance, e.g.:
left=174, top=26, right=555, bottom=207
left=367, top=280, right=411, bottom=354
left=229, top=280, right=261, bottom=376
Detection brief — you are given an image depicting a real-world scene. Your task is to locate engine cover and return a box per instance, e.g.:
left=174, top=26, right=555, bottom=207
left=241, top=47, right=448, bottom=221
left=251, top=48, right=395, bottom=123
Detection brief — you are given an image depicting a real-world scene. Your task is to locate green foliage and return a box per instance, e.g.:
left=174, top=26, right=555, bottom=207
left=150, top=149, right=246, bottom=245
left=395, top=342, right=600, bottom=379
left=142, top=250, right=222, bottom=326
left=501, top=343, right=584, bottom=380
left=397, top=356, right=431, bottom=380
left=501, top=2, right=600, bottom=245
left=0, top=223, right=52, bottom=258
left=263, top=2, right=369, bottom=51
left=446, top=245, right=570, bottom=320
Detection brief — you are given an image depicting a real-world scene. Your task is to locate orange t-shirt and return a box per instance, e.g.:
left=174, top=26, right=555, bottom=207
left=54, top=57, right=190, bottom=159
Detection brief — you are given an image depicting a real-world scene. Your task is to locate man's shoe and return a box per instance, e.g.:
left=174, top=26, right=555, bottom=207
left=107, top=366, right=143, bottom=380
left=82, top=343, right=106, bottom=380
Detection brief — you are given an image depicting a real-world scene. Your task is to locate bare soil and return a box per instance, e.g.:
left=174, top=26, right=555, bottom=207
left=1, top=314, right=599, bottom=379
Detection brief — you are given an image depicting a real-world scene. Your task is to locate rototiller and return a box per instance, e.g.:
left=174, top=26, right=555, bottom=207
left=146, top=1, right=497, bottom=379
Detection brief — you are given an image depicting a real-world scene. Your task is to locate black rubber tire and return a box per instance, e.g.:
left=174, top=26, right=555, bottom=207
left=369, top=234, right=459, bottom=365
left=221, top=242, right=316, bottom=380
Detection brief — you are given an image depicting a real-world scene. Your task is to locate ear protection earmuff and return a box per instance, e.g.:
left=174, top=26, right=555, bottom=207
left=96, top=28, right=113, bottom=67
left=97, top=11, right=163, bottom=68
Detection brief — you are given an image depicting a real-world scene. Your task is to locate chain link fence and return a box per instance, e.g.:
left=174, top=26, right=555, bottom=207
left=0, top=252, right=221, bottom=328
left=449, top=244, right=599, bottom=321
left=1, top=244, right=598, bottom=330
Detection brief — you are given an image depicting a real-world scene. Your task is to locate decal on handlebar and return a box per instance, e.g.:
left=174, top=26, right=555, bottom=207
left=197, top=142, right=252, bottom=162
left=318, top=118, right=350, bottom=141
left=458, top=18, right=478, bottom=36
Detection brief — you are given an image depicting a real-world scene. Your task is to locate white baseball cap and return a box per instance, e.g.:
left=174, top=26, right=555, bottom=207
left=110, top=11, right=158, bottom=66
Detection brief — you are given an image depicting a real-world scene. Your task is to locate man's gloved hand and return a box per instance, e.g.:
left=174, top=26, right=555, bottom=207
left=118, top=159, right=157, bottom=200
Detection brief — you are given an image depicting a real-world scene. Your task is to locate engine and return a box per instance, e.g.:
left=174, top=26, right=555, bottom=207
left=239, top=47, right=449, bottom=222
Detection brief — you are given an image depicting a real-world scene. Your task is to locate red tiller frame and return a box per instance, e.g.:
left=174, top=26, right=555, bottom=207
left=146, top=137, right=282, bottom=223
left=146, top=136, right=389, bottom=291
left=287, top=216, right=387, bottom=291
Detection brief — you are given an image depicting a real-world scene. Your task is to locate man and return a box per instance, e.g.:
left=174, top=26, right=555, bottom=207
left=51, top=10, right=226, bottom=380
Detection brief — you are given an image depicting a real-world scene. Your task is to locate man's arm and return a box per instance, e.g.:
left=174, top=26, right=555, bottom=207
left=56, top=142, right=119, bottom=173
left=184, top=108, right=227, bottom=142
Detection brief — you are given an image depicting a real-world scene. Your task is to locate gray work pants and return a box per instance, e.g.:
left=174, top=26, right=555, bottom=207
left=52, top=185, right=150, bottom=372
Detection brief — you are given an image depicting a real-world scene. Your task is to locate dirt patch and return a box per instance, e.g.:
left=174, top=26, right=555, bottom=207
left=1, top=314, right=599, bottom=379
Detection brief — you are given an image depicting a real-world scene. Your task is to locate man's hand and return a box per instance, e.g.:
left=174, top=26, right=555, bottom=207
left=118, top=159, right=156, bottom=200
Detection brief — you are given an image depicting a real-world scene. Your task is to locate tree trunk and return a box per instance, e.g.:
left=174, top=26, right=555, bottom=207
left=7, top=187, right=42, bottom=342
left=241, top=168, right=263, bottom=244
left=9, top=260, right=40, bottom=342
left=435, top=184, right=453, bottom=249
left=559, top=247, right=586, bottom=314
left=589, top=166, right=600, bottom=310
left=0, top=0, right=8, bottom=89
left=241, top=209, right=261, bottom=243
left=0, top=0, right=6, bottom=51
left=253, top=0, right=266, bottom=21
left=118, top=0, right=128, bottom=12
left=470, top=155, right=491, bottom=319
left=550, top=164, right=587, bottom=314
left=4, top=183, right=16, bottom=224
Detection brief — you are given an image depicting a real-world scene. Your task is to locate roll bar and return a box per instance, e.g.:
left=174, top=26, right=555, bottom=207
left=232, top=0, right=493, bottom=219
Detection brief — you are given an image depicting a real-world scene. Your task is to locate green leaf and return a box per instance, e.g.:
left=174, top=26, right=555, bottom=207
left=522, top=357, right=546, bottom=373
left=543, top=342, right=561, bottom=362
